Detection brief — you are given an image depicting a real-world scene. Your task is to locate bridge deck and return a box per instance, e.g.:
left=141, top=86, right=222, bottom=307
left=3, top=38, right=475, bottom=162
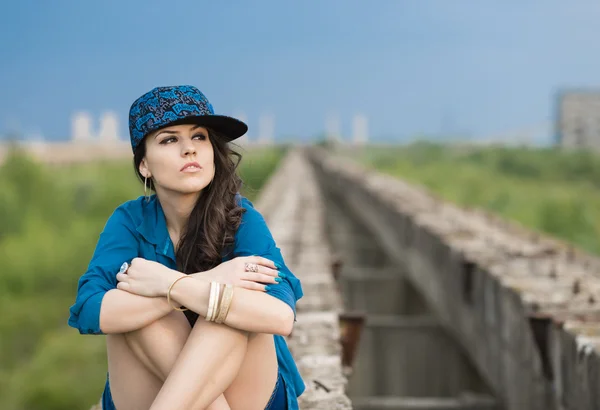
left=307, top=147, right=600, bottom=410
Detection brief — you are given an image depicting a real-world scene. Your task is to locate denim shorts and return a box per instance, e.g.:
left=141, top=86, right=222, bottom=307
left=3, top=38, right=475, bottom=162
left=264, top=369, right=287, bottom=410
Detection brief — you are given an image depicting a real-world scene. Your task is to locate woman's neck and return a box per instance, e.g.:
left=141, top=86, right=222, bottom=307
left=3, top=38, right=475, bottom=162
left=156, top=190, right=201, bottom=246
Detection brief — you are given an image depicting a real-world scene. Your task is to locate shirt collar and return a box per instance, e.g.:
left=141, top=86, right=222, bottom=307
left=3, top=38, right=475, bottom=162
left=136, top=193, right=244, bottom=265
left=135, top=194, right=171, bottom=248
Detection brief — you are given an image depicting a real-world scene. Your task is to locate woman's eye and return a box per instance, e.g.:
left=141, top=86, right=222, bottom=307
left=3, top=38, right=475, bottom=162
left=193, top=134, right=207, bottom=140
left=160, top=137, right=177, bottom=144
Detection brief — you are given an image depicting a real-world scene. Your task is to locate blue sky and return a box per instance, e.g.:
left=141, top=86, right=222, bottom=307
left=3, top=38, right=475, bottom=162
left=1, top=0, right=600, bottom=143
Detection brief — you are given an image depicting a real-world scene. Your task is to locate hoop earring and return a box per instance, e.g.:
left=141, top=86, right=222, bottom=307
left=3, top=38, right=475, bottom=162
left=144, top=176, right=150, bottom=202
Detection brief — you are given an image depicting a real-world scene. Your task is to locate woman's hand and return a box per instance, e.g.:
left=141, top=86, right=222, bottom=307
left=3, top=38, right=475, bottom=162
left=116, top=258, right=181, bottom=297
left=194, top=256, right=282, bottom=291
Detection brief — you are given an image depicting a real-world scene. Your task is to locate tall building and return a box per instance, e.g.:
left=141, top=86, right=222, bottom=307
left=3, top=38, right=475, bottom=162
left=98, top=111, right=120, bottom=141
left=258, top=113, right=275, bottom=144
left=555, top=90, right=600, bottom=150
left=352, top=114, right=369, bottom=145
left=72, top=111, right=94, bottom=141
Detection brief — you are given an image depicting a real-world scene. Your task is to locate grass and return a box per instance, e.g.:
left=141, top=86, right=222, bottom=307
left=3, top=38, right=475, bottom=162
left=343, top=142, right=600, bottom=255
left=0, top=144, right=287, bottom=410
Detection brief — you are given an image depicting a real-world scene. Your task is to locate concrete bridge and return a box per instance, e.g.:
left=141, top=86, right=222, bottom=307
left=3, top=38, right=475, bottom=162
left=259, top=148, right=600, bottom=410
left=86, top=146, right=599, bottom=409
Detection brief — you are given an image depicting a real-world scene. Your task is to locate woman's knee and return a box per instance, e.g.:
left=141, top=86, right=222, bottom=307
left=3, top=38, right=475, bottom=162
left=126, top=310, right=191, bottom=346
left=223, top=333, right=278, bottom=409
left=123, top=310, right=192, bottom=381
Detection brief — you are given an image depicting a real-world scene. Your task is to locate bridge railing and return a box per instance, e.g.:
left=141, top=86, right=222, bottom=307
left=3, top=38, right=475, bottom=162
left=307, top=147, right=600, bottom=410
left=254, top=148, right=353, bottom=409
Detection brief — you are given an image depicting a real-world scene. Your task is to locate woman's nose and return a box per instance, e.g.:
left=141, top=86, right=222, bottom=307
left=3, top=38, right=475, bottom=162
left=181, top=141, right=196, bottom=156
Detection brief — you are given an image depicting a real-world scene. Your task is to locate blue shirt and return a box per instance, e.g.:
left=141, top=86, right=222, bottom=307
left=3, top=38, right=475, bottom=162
left=68, top=194, right=305, bottom=410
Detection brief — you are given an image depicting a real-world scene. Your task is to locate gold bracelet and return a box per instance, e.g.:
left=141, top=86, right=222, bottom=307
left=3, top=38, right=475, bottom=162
left=215, top=284, right=234, bottom=324
left=214, top=283, right=226, bottom=323
left=212, top=281, right=221, bottom=321
left=222, top=285, right=234, bottom=323
left=207, top=281, right=218, bottom=321
left=212, top=283, right=225, bottom=321
left=206, top=282, right=214, bottom=321
left=167, top=275, right=191, bottom=311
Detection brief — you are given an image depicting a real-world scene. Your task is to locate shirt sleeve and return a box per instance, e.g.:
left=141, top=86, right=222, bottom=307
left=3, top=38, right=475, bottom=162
left=234, top=198, right=304, bottom=319
left=68, top=206, right=139, bottom=334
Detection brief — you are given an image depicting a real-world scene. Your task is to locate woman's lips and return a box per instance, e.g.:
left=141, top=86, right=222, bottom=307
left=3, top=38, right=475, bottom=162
left=180, top=162, right=202, bottom=172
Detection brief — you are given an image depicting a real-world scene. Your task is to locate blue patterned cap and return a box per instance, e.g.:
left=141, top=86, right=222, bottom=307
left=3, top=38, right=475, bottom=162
left=128, top=85, right=248, bottom=152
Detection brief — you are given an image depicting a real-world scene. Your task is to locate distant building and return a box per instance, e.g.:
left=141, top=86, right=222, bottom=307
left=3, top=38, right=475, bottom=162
left=258, top=113, right=275, bottom=144
left=352, top=114, right=369, bottom=145
left=72, top=111, right=94, bottom=141
left=71, top=111, right=122, bottom=142
left=98, top=111, right=120, bottom=141
left=325, top=113, right=342, bottom=144
left=555, top=90, right=600, bottom=150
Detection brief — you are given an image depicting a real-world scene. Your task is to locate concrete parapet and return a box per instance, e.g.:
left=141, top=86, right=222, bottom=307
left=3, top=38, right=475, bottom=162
left=256, top=149, right=352, bottom=409
left=307, top=147, right=600, bottom=410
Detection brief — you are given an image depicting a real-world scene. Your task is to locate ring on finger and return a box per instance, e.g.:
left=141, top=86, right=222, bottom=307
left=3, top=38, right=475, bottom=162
left=244, top=262, right=259, bottom=273
left=118, top=262, right=129, bottom=275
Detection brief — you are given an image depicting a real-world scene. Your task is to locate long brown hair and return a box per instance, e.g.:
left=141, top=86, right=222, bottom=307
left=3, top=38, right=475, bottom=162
left=133, top=128, right=245, bottom=273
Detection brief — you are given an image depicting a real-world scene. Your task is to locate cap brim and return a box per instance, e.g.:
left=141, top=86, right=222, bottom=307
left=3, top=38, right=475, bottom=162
left=165, top=115, right=248, bottom=141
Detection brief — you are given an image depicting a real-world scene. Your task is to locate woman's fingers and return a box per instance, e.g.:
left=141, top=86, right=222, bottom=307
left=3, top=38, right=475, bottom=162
left=116, top=281, right=130, bottom=291
left=116, top=272, right=128, bottom=282
left=239, top=280, right=268, bottom=292
left=256, top=265, right=279, bottom=278
left=233, top=256, right=285, bottom=290
left=244, top=272, right=280, bottom=284
left=245, top=256, right=278, bottom=270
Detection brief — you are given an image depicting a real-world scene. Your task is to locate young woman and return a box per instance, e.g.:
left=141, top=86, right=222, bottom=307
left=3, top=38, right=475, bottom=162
left=68, top=85, right=305, bottom=410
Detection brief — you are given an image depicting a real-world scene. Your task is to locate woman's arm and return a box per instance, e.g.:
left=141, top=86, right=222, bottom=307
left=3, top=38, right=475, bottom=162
left=105, top=257, right=281, bottom=334
left=69, top=207, right=174, bottom=335
left=165, top=197, right=304, bottom=336
left=99, top=290, right=173, bottom=334
left=168, top=272, right=294, bottom=336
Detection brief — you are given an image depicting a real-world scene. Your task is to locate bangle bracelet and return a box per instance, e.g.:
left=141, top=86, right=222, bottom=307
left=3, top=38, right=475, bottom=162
left=213, top=282, right=222, bottom=321
left=207, top=282, right=221, bottom=322
left=167, top=275, right=191, bottom=311
left=207, top=281, right=217, bottom=321
left=215, top=284, right=234, bottom=324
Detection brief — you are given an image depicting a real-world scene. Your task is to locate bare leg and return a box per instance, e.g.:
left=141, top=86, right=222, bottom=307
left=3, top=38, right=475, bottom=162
left=107, top=333, right=163, bottom=410
left=124, top=310, right=192, bottom=382
left=148, top=316, right=250, bottom=409
left=223, top=332, right=279, bottom=410
left=108, top=311, right=229, bottom=410
left=126, top=313, right=279, bottom=410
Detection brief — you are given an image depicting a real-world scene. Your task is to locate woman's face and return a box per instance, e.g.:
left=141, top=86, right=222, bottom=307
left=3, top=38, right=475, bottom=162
left=139, top=123, right=215, bottom=196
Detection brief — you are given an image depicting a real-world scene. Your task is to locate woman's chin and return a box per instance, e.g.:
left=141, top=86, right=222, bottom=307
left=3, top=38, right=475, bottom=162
left=158, top=179, right=211, bottom=195
left=176, top=182, right=211, bottom=194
